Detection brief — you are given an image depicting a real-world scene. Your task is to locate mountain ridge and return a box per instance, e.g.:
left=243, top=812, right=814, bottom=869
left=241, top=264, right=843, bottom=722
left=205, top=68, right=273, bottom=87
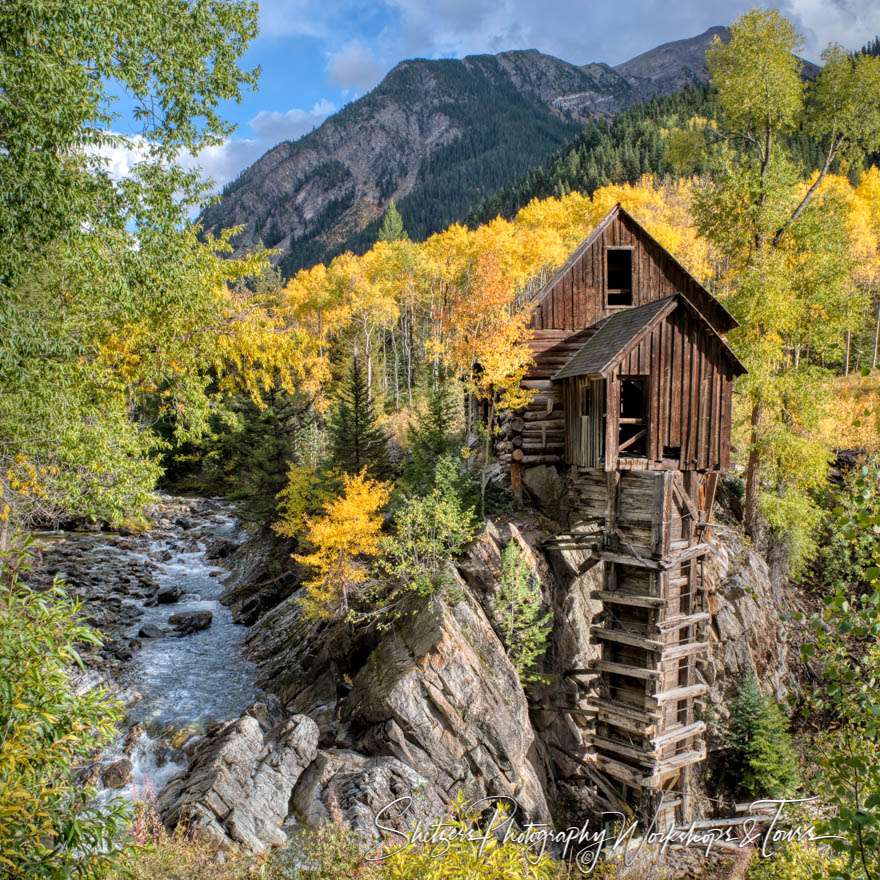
left=201, top=27, right=734, bottom=275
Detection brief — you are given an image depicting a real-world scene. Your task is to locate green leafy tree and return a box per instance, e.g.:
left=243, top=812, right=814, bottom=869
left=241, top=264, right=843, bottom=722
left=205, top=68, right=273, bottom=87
left=0, top=0, right=328, bottom=537
left=329, top=353, right=392, bottom=478
left=0, top=545, right=130, bottom=877
left=403, top=381, right=466, bottom=493
left=494, top=541, right=553, bottom=684
left=799, top=456, right=880, bottom=879
left=726, top=672, right=800, bottom=799
left=694, top=9, right=880, bottom=564
left=380, top=455, right=477, bottom=596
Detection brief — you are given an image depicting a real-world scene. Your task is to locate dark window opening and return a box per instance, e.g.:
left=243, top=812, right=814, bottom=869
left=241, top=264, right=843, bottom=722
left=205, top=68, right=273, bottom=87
left=583, top=386, right=591, bottom=416
left=606, top=248, right=633, bottom=306
left=663, top=445, right=681, bottom=460
left=618, top=377, right=647, bottom=457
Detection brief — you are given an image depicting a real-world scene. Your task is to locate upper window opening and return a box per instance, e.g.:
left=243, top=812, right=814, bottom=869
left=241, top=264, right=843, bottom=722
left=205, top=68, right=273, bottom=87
left=606, top=248, right=633, bottom=307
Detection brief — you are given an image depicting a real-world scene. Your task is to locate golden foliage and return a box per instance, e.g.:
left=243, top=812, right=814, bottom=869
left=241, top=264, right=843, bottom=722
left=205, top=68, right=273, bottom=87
left=293, top=470, right=391, bottom=619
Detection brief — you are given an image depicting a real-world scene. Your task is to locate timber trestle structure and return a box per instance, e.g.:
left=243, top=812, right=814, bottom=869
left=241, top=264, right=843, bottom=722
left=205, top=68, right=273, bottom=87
left=562, top=466, right=717, bottom=828
left=484, top=204, right=748, bottom=829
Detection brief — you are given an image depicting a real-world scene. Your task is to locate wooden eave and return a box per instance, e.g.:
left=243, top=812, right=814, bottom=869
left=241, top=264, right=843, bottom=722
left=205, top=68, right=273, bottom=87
left=552, top=294, right=747, bottom=381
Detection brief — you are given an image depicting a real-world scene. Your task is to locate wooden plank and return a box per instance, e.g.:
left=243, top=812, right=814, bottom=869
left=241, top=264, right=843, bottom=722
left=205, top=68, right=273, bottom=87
left=592, top=734, right=655, bottom=767
left=594, top=753, right=646, bottom=789
left=661, top=641, right=708, bottom=662
left=651, top=683, right=708, bottom=704
left=595, top=549, right=662, bottom=570
left=591, top=626, right=664, bottom=652
left=656, top=612, right=710, bottom=632
left=592, top=590, right=665, bottom=609
left=651, top=720, right=706, bottom=749
left=591, top=659, right=661, bottom=681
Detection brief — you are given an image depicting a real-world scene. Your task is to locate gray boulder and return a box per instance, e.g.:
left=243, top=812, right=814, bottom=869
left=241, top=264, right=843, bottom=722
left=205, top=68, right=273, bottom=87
left=158, top=711, right=318, bottom=853
left=168, top=610, right=212, bottom=635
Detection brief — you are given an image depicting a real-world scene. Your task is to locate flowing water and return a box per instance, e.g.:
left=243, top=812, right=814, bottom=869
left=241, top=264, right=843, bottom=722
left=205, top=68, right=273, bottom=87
left=40, top=498, right=262, bottom=802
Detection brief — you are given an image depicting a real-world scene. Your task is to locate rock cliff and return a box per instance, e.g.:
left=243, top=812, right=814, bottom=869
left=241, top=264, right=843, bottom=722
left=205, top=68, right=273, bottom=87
left=197, top=487, right=797, bottom=850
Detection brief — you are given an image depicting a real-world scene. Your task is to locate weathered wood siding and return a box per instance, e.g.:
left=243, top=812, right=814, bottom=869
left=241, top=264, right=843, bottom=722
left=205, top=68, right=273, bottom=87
left=557, top=305, right=735, bottom=472
left=530, top=211, right=731, bottom=336
left=611, top=305, right=734, bottom=471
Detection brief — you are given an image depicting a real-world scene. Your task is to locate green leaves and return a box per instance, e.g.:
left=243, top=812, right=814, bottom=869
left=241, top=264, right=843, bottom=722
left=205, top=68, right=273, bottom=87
left=0, top=545, right=131, bottom=878
left=494, top=540, right=553, bottom=685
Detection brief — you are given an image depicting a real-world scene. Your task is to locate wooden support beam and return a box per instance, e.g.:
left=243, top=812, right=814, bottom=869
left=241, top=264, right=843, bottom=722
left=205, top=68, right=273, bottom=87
left=594, top=753, right=646, bottom=789
left=595, top=549, right=662, bottom=569
left=651, top=721, right=706, bottom=749
left=656, top=613, right=709, bottom=632
left=590, top=659, right=661, bottom=681
left=592, top=589, right=665, bottom=609
left=590, top=626, right=664, bottom=652
left=591, top=697, right=661, bottom=723
left=661, top=641, right=708, bottom=662
left=651, top=683, right=708, bottom=704
left=645, top=747, right=707, bottom=782
left=592, top=734, right=655, bottom=767
left=595, top=708, right=656, bottom=738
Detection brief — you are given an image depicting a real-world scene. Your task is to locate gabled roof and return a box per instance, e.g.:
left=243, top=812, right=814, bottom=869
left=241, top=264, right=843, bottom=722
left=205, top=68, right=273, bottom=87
left=553, top=294, right=747, bottom=380
left=530, top=203, right=739, bottom=334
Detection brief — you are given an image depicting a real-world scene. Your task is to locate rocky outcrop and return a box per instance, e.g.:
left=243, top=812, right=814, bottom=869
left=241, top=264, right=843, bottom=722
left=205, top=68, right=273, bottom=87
left=291, top=750, right=446, bottom=839
left=343, top=581, right=552, bottom=824
left=702, top=525, right=797, bottom=709
left=224, top=497, right=795, bottom=848
left=158, top=709, right=319, bottom=853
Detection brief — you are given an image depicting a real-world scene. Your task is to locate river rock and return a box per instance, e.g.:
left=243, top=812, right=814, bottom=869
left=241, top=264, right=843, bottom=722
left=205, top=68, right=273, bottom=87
left=102, top=758, right=132, bottom=789
left=168, top=610, right=212, bottom=635
left=291, top=750, right=446, bottom=839
left=157, top=711, right=319, bottom=853
left=138, top=624, right=165, bottom=639
left=156, top=585, right=183, bottom=604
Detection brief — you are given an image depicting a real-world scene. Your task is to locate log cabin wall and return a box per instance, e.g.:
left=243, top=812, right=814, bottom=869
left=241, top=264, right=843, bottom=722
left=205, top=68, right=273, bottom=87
left=529, top=210, right=732, bottom=335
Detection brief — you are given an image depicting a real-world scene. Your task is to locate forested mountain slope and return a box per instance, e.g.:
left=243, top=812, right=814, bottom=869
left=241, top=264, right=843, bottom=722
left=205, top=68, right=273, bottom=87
left=200, top=28, right=732, bottom=276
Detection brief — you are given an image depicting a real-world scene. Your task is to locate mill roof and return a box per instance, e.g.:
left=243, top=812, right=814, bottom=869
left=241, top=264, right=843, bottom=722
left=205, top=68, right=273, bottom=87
left=553, top=294, right=747, bottom=380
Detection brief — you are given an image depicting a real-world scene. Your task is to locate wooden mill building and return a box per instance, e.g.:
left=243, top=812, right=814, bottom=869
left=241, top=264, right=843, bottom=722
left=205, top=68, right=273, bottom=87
left=494, top=204, right=746, bottom=826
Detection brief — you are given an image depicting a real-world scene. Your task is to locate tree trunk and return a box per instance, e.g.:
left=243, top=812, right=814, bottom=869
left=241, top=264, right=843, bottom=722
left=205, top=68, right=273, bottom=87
left=480, top=394, right=495, bottom=519
left=845, top=329, right=852, bottom=376
left=744, top=400, right=764, bottom=542
left=391, top=325, right=400, bottom=409
left=873, top=296, right=880, bottom=370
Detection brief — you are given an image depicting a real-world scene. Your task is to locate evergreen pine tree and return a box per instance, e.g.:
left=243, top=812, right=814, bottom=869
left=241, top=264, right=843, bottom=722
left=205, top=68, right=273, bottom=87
left=726, top=673, right=800, bottom=798
left=404, top=381, right=465, bottom=494
left=329, top=352, right=392, bottom=478
left=377, top=200, right=408, bottom=242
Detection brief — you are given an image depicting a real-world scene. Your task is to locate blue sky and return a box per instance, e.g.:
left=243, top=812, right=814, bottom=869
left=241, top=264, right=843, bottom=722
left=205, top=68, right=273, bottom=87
left=104, top=0, right=880, bottom=190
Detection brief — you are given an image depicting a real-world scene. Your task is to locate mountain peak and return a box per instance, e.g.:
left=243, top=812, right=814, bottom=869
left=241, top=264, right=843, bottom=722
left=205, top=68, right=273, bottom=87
left=613, top=26, right=730, bottom=100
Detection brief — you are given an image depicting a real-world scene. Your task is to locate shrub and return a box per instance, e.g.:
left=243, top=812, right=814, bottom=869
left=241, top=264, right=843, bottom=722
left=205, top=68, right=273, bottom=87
left=378, top=792, right=562, bottom=880
left=745, top=840, right=846, bottom=880
left=0, top=543, right=130, bottom=878
left=726, top=673, right=800, bottom=798
left=380, top=454, right=477, bottom=596
left=494, top=541, right=553, bottom=684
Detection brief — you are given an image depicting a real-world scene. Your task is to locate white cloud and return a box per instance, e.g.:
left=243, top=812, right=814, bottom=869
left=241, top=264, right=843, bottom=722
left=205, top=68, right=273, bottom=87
left=250, top=99, right=337, bottom=142
left=91, top=97, right=335, bottom=203
left=328, top=41, right=387, bottom=91
left=781, top=0, right=880, bottom=60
